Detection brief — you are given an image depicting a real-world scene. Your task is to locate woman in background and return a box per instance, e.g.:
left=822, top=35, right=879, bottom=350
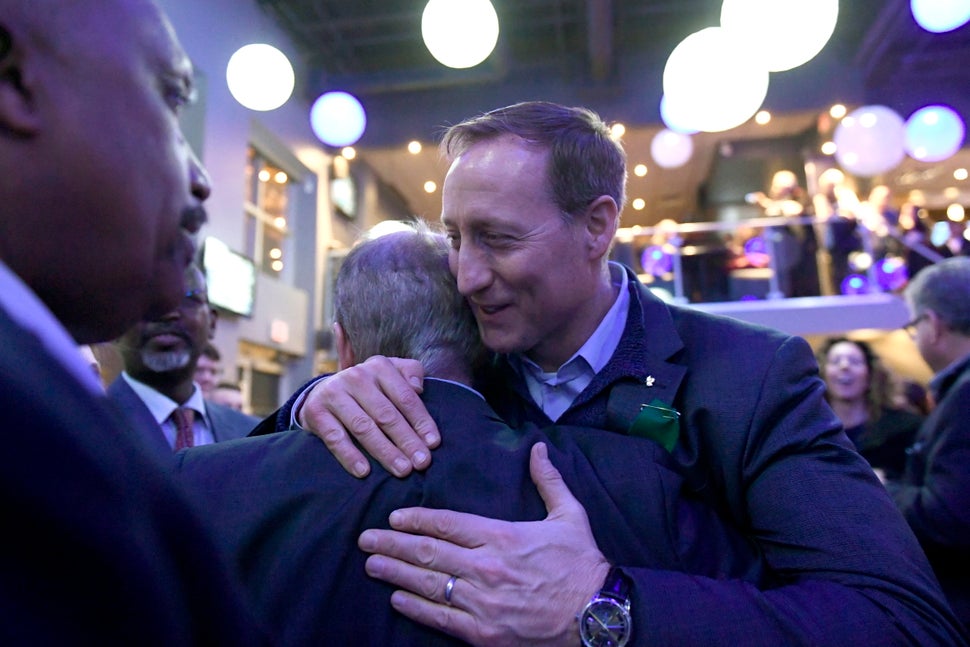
left=818, top=337, right=923, bottom=480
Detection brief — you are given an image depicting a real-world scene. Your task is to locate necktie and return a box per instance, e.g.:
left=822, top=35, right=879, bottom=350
left=171, top=407, right=195, bottom=450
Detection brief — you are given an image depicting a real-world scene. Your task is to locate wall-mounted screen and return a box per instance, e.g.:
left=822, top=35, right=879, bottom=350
left=201, top=236, right=256, bottom=317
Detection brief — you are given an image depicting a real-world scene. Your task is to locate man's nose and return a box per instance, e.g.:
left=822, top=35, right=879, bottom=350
left=189, top=147, right=211, bottom=202
left=453, top=244, right=491, bottom=296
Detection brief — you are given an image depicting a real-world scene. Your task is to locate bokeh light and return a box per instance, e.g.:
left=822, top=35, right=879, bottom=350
left=743, top=236, right=771, bottom=267
left=948, top=203, right=966, bottom=222
left=840, top=274, right=869, bottom=295
left=662, top=28, right=769, bottom=133
left=834, top=105, right=906, bottom=176
left=875, top=256, right=909, bottom=291
left=904, top=104, right=966, bottom=162
left=910, top=0, right=970, bottom=33
left=721, top=0, right=839, bottom=72
left=226, top=44, right=295, bottom=111
left=422, top=0, right=499, bottom=69
left=310, top=91, right=367, bottom=147
left=640, top=245, right=674, bottom=276
left=650, top=129, right=694, bottom=169
left=659, top=94, right=700, bottom=135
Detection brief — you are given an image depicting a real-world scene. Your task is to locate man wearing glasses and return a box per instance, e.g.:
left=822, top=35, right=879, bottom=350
left=889, top=256, right=970, bottom=629
left=109, top=263, right=256, bottom=460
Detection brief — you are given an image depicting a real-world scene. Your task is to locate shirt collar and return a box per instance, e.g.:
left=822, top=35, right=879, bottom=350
left=0, top=260, right=103, bottom=396
left=513, top=262, right=629, bottom=379
left=121, top=371, right=208, bottom=426
left=425, top=376, right=486, bottom=400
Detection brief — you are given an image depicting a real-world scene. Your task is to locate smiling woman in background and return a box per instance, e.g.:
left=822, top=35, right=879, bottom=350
left=819, top=337, right=923, bottom=480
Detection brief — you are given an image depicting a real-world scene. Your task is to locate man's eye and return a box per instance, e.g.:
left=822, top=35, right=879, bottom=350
left=480, top=232, right=510, bottom=246
left=167, top=84, right=197, bottom=113
left=445, top=233, right=461, bottom=249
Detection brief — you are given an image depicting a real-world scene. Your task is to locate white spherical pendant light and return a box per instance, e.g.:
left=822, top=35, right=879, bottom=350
left=905, top=104, right=966, bottom=162
left=650, top=129, right=694, bottom=169
left=833, top=105, right=906, bottom=176
left=422, top=0, right=500, bottom=69
left=911, top=0, right=970, bottom=33
left=310, top=92, right=367, bottom=147
left=721, top=0, right=839, bottom=72
left=226, top=44, right=295, bottom=111
left=662, top=27, right=769, bottom=133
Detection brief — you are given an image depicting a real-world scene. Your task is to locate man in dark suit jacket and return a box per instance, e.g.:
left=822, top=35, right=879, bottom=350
left=887, top=257, right=970, bottom=628
left=109, top=263, right=256, bottom=460
left=179, top=227, right=768, bottom=645
left=292, top=103, right=966, bottom=645
left=0, top=2, right=263, bottom=642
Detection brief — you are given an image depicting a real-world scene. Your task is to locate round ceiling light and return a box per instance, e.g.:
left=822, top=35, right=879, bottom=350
left=721, top=0, right=839, bottom=72
left=310, top=92, right=367, bottom=147
left=663, top=27, right=769, bottom=133
left=226, top=44, right=295, bottom=111
left=422, top=0, right=500, bottom=69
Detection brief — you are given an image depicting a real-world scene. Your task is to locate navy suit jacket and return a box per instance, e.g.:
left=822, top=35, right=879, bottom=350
left=480, top=264, right=966, bottom=645
left=107, top=376, right=257, bottom=461
left=269, top=266, right=965, bottom=645
left=178, top=380, right=766, bottom=646
left=0, top=308, right=264, bottom=644
left=888, top=355, right=970, bottom=626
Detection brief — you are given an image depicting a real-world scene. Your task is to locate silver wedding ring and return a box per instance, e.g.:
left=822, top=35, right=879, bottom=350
left=444, top=574, right=458, bottom=604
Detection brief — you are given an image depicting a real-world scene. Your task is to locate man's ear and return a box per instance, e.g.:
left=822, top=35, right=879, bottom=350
left=583, top=195, right=619, bottom=260
left=0, top=24, right=41, bottom=136
left=925, top=309, right=945, bottom=345
left=333, top=322, right=355, bottom=370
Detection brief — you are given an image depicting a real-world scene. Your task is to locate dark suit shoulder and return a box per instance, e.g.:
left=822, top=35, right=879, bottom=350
left=206, top=401, right=260, bottom=441
left=0, top=314, right=264, bottom=644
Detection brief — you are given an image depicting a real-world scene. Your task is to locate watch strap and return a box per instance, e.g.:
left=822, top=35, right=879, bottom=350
left=600, top=566, right=632, bottom=603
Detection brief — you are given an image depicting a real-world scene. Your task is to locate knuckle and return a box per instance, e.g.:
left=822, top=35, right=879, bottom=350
left=430, top=512, right=457, bottom=537
left=430, top=605, right=453, bottom=632
left=418, top=569, right=439, bottom=599
left=477, top=622, right=504, bottom=645
left=413, top=536, right=440, bottom=567
left=347, top=415, right=379, bottom=437
left=475, top=556, right=507, bottom=588
left=371, top=402, right=402, bottom=428
left=321, top=426, right=347, bottom=446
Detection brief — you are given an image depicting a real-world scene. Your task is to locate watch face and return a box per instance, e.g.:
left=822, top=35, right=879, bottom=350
left=579, top=597, right=631, bottom=647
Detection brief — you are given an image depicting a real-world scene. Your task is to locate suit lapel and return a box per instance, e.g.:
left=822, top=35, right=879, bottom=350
left=106, top=379, right=172, bottom=459
left=581, top=266, right=687, bottom=432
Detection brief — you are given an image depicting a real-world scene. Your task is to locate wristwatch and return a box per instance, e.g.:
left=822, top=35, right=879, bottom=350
left=578, top=567, right=633, bottom=647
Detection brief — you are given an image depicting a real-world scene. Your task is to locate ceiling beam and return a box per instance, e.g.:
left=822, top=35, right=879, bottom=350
left=587, top=0, right=613, bottom=82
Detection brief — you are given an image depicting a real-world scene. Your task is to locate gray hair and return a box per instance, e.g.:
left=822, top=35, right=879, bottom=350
left=905, top=257, right=970, bottom=336
left=440, top=101, right=627, bottom=221
left=333, top=222, right=485, bottom=376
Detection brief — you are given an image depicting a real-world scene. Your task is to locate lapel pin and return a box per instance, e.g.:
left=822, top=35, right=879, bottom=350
left=645, top=375, right=656, bottom=387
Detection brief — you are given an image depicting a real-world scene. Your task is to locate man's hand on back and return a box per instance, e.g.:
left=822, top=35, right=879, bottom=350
left=297, top=356, right=439, bottom=477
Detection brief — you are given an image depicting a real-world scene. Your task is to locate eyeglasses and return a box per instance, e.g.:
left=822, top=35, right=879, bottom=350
left=181, top=289, right=208, bottom=310
left=903, top=313, right=927, bottom=338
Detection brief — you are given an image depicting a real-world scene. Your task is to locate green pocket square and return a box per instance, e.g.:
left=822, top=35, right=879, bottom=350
left=629, top=399, right=680, bottom=452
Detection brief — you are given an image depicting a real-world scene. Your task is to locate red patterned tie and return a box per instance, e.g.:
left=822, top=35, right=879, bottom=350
left=171, top=407, right=195, bottom=450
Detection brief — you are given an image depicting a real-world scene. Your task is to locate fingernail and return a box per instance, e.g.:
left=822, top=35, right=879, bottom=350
left=393, top=457, right=410, bottom=475
left=409, top=376, right=423, bottom=390
left=413, top=450, right=428, bottom=466
left=423, top=432, right=440, bottom=447
left=388, top=510, right=403, bottom=526
left=359, top=530, right=376, bottom=551
left=353, top=461, right=369, bottom=478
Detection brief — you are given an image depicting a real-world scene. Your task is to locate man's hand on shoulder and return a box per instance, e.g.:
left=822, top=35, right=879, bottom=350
left=297, top=356, right=440, bottom=477
left=358, top=443, right=610, bottom=646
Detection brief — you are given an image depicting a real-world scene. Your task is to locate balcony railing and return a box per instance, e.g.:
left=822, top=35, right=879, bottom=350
left=613, top=215, right=943, bottom=336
